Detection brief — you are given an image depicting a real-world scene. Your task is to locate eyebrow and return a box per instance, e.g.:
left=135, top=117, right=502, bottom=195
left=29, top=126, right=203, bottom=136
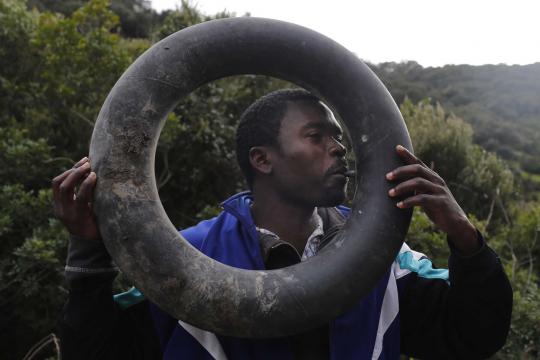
left=302, top=121, right=343, bottom=135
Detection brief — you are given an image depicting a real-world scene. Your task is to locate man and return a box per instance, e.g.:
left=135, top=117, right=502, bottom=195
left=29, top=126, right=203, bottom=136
left=54, top=89, right=512, bottom=359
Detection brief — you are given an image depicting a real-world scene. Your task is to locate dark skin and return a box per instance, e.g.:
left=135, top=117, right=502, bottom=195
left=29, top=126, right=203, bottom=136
left=52, top=102, right=479, bottom=257
left=52, top=157, right=99, bottom=241
left=248, top=101, right=479, bottom=255
left=387, top=145, right=479, bottom=255
left=249, top=101, right=348, bottom=252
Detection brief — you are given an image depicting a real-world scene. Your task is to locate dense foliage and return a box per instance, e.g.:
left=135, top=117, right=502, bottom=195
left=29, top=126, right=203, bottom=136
left=1, top=1, right=538, bottom=358
left=371, top=61, right=540, bottom=175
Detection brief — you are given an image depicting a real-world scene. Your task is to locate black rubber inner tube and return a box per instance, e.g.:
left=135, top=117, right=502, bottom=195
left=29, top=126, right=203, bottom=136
left=89, top=17, right=413, bottom=338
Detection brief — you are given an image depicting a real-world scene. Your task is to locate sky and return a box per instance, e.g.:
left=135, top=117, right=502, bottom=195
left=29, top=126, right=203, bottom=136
left=149, top=0, right=540, bottom=68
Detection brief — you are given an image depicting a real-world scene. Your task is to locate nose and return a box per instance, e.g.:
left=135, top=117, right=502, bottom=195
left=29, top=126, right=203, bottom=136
left=329, top=137, right=347, bottom=157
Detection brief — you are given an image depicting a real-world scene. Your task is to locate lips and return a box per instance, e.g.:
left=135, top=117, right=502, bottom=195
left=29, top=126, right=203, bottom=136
left=326, top=162, right=349, bottom=177
left=334, top=167, right=348, bottom=177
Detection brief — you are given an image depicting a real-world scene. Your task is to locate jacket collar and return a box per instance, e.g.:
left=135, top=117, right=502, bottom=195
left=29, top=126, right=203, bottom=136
left=220, top=191, right=347, bottom=230
left=220, top=191, right=255, bottom=228
left=220, top=191, right=348, bottom=263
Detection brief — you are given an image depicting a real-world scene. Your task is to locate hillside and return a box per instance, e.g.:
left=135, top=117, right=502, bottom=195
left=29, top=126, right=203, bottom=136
left=370, top=62, right=540, bottom=173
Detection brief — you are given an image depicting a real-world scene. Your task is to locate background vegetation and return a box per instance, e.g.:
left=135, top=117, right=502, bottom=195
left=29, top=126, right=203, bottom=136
left=0, top=0, right=538, bottom=358
left=371, top=61, right=540, bottom=175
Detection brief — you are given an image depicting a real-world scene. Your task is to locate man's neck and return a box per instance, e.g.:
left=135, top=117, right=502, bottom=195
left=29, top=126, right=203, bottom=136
left=250, top=189, right=319, bottom=254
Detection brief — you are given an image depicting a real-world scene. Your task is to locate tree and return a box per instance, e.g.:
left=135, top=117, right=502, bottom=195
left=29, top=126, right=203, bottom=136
left=400, top=98, right=514, bottom=223
left=488, top=203, right=540, bottom=358
left=0, top=1, right=285, bottom=357
left=0, top=0, right=144, bottom=356
left=1, top=1, right=538, bottom=357
left=371, top=61, right=540, bottom=175
left=27, top=0, right=161, bottom=39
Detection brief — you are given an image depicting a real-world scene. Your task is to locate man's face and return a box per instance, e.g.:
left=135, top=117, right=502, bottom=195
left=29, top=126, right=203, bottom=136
left=268, top=101, right=349, bottom=207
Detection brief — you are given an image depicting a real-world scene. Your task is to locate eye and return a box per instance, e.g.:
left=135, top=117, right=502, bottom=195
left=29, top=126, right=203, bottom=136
left=307, top=132, right=323, bottom=141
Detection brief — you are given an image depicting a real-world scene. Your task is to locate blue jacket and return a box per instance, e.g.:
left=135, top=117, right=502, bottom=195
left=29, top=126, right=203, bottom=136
left=61, top=191, right=512, bottom=359
left=139, top=192, right=450, bottom=360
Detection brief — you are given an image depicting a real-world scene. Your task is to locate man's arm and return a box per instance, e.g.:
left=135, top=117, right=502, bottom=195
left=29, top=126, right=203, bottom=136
left=387, top=145, right=513, bottom=358
left=53, top=158, right=161, bottom=359
left=397, top=236, right=512, bottom=359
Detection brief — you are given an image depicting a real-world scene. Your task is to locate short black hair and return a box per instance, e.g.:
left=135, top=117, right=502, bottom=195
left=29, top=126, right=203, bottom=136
left=236, top=88, right=321, bottom=188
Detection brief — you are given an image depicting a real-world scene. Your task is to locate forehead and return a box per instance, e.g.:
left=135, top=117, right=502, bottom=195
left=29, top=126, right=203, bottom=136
left=280, top=100, right=342, bottom=133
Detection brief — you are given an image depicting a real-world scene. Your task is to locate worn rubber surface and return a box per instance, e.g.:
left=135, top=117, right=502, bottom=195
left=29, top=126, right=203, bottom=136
left=89, top=17, right=413, bottom=338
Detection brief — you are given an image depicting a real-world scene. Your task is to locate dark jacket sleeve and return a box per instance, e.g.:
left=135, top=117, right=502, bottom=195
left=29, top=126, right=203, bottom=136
left=58, top=236, right=162, bottom=360
left=399, top=233, right=513, bottom=360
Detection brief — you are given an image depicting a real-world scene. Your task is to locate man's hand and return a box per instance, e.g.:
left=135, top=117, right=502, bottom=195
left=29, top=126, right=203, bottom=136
left=52, top=157, right=101, bottom=240
left=386, top=145, right=480, bottom=255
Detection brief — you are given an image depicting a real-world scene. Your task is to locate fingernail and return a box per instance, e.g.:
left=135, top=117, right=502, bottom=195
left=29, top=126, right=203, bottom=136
left=74, top=157, right=88, bottom=168
left=386, top=172, right=393, bottom=180
left=81, top=162, right=90, bottom=169
left=396, top=145, right=404, bottom=151
left=388, top=188, right=395, bottom=196
left=397, top=201, right=404, bottom=208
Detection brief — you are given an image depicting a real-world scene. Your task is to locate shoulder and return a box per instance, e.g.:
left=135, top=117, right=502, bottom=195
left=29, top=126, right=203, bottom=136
left=179, top=208, right=248, bottom=252
left=180, top=216, right=220, bottom=250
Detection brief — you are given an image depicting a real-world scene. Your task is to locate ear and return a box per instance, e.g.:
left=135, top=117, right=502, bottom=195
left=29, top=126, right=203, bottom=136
left=248, top=146, right=273, bottom=176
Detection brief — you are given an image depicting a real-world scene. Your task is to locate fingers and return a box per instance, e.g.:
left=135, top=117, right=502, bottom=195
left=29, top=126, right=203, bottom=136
left=52, top=168, right=73, bottom=199
left=73, top=157, right=89, bottom=168
left=75, top=172, right=96, bottom=203
left=387, top=145, right=448, bottom=210
left=396, top=194, right=441, bottom=209
left=51, top=158, right=101, bottom=239
left=59, top=162, right=91, bottom=204
left=395, top=145, right=425, bottom=166
left=388, top=177, right=444, bottom=198
left=52, top=157, right=89, bottom=198
left=386, top=164, right=443, bottom=185
left=387, top=145, right=443, bottom=184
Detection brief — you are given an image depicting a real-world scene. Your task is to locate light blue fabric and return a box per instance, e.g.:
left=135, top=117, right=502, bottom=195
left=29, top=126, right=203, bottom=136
left=113, top=286, right=145, bottom=309
left=397, top=251, right=449, bottom=281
